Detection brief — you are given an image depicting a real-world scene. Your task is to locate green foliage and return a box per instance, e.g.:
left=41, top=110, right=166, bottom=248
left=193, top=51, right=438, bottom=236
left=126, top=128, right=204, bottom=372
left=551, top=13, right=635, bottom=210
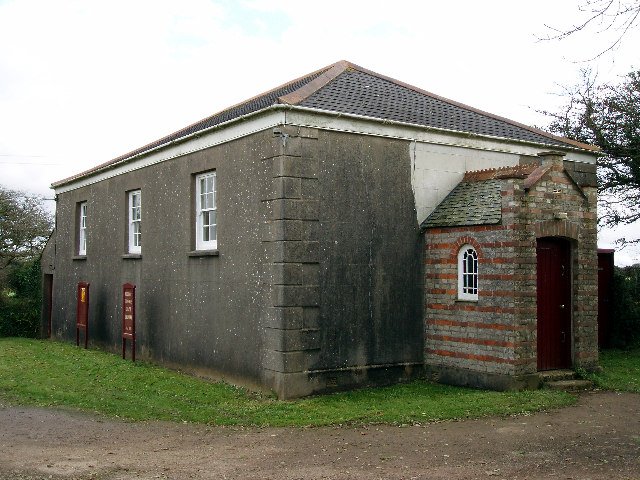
left=7, top=257, right=42, bottom=298
left=0, top=339, right=577, bottom=426
left=0, top=185, right=50, bottom=338
left=0, top=297, right=40, bottom=338
left=608, top=264, right=640, bottom=349
left=0, top=185, right=53, bottom=268
left=0, top=258, right=42, bottom=338
left=588, top=349, right=640, bottom=393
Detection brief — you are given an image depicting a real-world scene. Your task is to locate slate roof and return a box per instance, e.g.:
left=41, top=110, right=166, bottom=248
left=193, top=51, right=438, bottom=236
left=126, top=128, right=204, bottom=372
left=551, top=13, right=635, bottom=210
left=299, top=69, right=570, bottom=147
left=421, top=180, right=503, bottom=229
left=421, top=164, right=540, bottom=229
left=53, top=60, right=597, bottom=188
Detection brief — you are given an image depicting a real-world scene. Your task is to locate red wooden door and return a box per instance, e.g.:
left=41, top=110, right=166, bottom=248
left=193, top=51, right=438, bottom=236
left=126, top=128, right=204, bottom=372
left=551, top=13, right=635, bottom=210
left=537, top=238, right=572, bottom=370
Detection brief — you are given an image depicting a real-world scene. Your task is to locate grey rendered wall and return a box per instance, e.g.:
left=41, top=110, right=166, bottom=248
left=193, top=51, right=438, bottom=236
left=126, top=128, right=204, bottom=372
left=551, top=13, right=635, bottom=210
left=314, top=131, right=423, bottom=368
left=263, top=127, right=424, bottom=397
left=51, top=125, right=424, bottom=397
left=50, top=130, right=276, bottom=388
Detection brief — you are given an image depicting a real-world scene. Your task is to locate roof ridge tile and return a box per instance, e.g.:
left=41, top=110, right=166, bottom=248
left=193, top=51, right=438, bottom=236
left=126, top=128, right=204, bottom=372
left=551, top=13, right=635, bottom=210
left=463, top=163, right=539, bottom=182
left=278, top=61, right=350, bottom=105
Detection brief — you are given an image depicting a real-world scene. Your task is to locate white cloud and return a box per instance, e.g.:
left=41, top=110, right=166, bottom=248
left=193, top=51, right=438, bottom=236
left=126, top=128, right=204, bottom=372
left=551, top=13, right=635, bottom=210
left=1, top=0, right=639, bottom=262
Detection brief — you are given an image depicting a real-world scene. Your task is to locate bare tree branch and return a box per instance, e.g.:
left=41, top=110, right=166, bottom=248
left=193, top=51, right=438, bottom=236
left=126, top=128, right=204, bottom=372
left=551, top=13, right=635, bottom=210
left=539, top=0, right=640, bottom=60
left=541, top=70, right=640, bottom=243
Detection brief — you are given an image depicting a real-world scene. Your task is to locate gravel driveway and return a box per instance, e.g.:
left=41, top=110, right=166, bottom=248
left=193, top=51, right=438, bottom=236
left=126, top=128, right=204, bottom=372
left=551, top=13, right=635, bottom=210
left=0, top=391, right=638, bottom=479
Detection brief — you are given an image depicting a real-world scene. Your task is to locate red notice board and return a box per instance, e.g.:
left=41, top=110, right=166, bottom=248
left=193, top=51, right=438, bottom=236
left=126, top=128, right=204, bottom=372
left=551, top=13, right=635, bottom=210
left=76, top=282, right=89, bottom=348
left=122, top=283, right=136, bottom=361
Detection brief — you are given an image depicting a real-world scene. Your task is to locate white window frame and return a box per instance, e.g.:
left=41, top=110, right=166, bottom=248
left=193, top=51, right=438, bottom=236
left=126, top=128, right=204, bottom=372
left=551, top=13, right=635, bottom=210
left=128, top=190, right=142, bottom=254
left=195, top=171, right=217, bottom=250
left=78, top=202, right=87, bottom=256
left=457, top=244, right=478, bottom=301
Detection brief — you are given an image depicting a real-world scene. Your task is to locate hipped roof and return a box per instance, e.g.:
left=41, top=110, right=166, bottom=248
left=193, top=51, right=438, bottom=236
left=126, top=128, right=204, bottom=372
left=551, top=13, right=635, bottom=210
left=53, top=60, right=597, bottom=188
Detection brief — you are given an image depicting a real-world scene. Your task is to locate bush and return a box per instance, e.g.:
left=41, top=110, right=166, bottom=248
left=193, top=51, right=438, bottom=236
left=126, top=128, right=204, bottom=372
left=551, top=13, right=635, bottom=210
left=8, top=257, right=41, bottom=298
left=609, top=265, right=640, bottom=349
left=0, top=296, right=40, bottom=337
left=0, top=258, right=42, bottom=338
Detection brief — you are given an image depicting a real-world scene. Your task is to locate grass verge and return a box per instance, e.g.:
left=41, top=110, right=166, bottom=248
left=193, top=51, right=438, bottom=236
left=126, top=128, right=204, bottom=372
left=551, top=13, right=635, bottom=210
left=587, top=349, right=640, bottom=393
left=0, top=338, right=576, bottom=426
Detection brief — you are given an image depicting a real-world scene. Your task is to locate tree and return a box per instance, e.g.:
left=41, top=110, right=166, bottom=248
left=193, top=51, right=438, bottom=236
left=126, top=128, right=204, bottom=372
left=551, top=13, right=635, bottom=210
left=0, top=186, right=53, bottom=270
left=541, top=0, right=640, bottom=59
left=545, top=70, right=640, bottom=246
left=0, top=186, right=52, bottom=337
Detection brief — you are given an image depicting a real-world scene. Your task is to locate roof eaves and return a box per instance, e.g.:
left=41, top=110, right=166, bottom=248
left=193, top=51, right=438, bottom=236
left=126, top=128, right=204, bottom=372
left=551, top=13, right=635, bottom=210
left=281, top=104, right=598, bottom=155
left=51, top=104, right=287, bottom=189
left=53, top=98, right=599, bottom=190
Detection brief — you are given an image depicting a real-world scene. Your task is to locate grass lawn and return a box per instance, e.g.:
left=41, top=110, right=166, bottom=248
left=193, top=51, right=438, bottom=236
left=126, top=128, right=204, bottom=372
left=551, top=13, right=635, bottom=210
left=0, top=338, right=579, bottom=426
left=587, top=349, right=640, bottom=393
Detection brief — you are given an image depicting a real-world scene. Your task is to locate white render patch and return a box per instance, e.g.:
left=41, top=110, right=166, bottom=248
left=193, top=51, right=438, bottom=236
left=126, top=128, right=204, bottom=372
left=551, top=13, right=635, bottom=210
left=411, top=142, right=519, bottom=225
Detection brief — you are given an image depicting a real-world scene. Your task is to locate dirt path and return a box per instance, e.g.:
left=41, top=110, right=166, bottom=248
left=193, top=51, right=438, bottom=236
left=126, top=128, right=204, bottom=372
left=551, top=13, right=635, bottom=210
left=0, top=391, right=638, bottom=479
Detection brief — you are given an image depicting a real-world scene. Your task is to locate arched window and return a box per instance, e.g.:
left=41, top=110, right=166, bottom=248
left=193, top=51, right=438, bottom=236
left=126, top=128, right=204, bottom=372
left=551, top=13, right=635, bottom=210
left=458, top=245, right=478, bottom=301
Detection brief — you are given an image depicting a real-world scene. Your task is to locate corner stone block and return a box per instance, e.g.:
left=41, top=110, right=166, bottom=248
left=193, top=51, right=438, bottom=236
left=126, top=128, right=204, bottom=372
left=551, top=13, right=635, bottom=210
left=267, top=199, right=319, bottom=221
left=263, top=307, right=304, bottom=329
left=264, top=327, right=320, bottom=352
left=273, top=156, right=319, bottom=179
left=283, top=136, right=303, bottom=157
left=271, top=263, right=303, bottom=285
left=265, top=220, right=303, bottom=241
left=270, top=241, right=320, bottom=263
left=263, top=370, right=320, bottom=400
left=273, top=285, right=320, bottom=307
left=268, top=176, right=302, bottom=200
left=295, top=241, right=319, bottom=262
left=263, top=350, right=313, bottom=373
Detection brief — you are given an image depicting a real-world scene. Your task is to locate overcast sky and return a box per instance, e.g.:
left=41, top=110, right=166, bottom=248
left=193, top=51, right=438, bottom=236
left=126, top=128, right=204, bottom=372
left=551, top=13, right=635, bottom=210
left=1, top=0, right=638, bottom=264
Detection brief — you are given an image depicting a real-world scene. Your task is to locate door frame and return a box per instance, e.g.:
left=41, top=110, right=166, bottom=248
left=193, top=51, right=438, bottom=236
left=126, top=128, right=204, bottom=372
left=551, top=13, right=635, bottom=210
left=536, top=236, right=573, bottom=371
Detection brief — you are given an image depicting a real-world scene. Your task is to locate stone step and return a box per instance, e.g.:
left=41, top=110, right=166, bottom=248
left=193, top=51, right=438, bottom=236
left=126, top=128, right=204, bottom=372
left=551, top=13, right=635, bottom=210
left=538, top=369, right=576, bottom=382
left=545, top=379, right=593, bottom=392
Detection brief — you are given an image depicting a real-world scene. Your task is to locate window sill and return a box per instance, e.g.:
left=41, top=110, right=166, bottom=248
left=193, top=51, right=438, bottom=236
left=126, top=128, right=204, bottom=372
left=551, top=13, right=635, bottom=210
left=456, top=298, right=479, bottom=303
left=122, top=254, right=142, bottom=260
left=188, top=249, right=219, bottom=257
left=72, top=255, right=87, bottom=261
